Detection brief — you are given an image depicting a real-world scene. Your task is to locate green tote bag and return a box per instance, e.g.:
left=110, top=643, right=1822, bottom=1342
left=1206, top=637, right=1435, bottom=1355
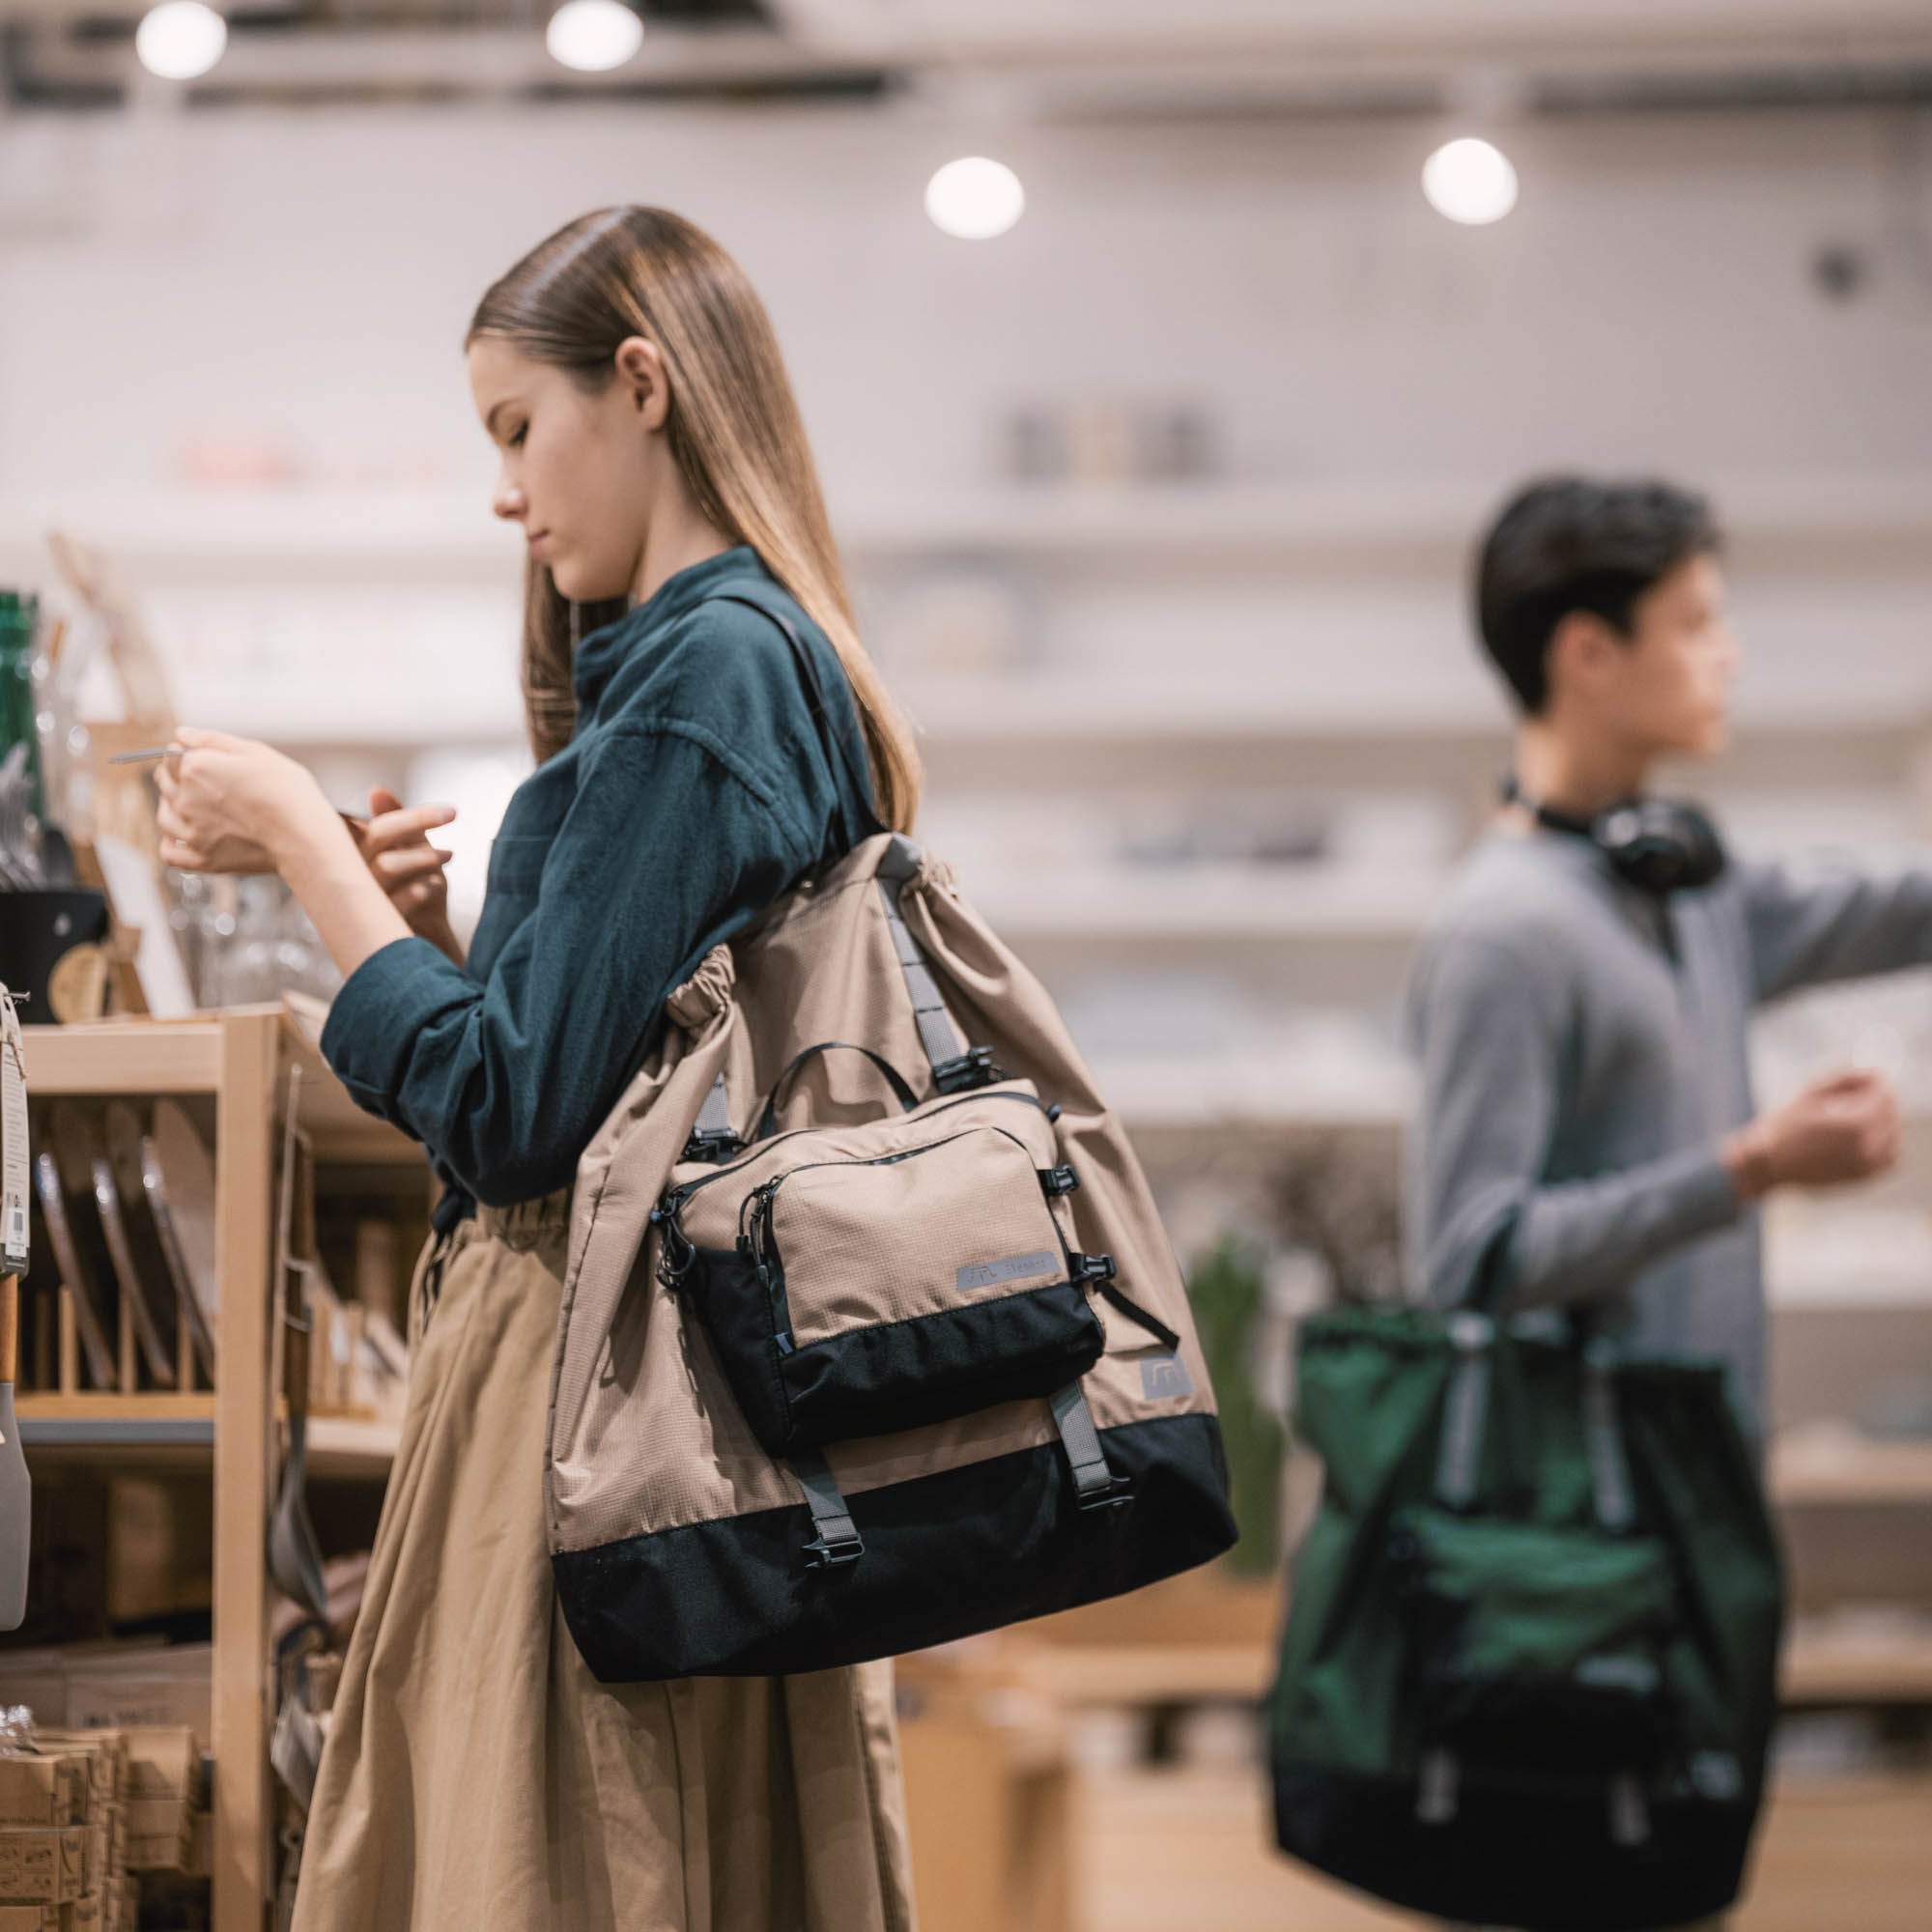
left=1268, top=1228, right=1784, bottom=1932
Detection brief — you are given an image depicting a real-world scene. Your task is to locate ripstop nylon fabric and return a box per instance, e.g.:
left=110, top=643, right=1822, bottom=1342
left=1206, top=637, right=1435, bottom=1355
left=546, top=832, right=1219, bottom=1559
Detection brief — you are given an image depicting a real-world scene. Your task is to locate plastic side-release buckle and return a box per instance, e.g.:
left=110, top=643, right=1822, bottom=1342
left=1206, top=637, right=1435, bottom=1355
left=803, top=1528, right=865, bottom=1571
left=1067, top=1252, right=1117, bottom=1287
left=679, top=1126, right=745, bottom=1164
left=1039, top=1164, right=1080, bottom=1198
left=932, top=1044, right=1003, bottom=1094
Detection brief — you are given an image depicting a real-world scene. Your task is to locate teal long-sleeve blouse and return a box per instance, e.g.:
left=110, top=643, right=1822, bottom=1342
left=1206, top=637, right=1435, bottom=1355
left=320, top=548, right=880, bottom=1210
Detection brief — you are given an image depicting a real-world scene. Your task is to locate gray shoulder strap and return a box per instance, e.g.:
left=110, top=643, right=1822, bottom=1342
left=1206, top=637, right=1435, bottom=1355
left=875, top=835, right=969, bottom=1079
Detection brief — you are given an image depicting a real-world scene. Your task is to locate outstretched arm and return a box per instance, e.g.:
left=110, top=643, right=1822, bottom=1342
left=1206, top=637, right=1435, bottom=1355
left=1745, top=855, right=1932, bottom=1002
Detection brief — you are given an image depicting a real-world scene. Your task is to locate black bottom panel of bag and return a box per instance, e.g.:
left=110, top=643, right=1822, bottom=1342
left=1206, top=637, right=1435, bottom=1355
left=1272, top=1761, right=1757, bottom=1932
left=554, top=1412, right=1236, bottom=1683
left=689, top=1251, right=1107, bottom=1456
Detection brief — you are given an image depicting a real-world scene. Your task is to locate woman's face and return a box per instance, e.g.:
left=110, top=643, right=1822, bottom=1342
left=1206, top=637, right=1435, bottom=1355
left=468, top=335, right=663, bottom=604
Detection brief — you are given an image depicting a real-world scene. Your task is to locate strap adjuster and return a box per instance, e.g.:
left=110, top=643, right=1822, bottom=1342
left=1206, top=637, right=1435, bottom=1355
left=1075, top=1474, right=1136, bottom=1513
left=932, top=1044, right=1002, bottom=1094
left=680, top=1126, right=744, bottom=1164
left=803, top=1528, right=865, bottom=1571
left=1068, top=1252, right=1117, bottom=1287
left=1040, top=1165, right=1080, bottom=1198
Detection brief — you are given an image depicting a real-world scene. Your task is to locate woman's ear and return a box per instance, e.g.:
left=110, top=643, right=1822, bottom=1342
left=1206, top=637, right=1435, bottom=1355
left=612, top=336, right=671, bottom=432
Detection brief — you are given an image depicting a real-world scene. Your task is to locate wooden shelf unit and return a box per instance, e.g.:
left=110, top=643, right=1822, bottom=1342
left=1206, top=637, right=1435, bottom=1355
left=13, top=1009, right=420, bottom=1932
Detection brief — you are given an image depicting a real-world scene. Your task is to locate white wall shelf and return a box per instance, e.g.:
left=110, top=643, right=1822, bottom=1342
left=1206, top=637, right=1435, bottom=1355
left=6, top=470, right=1932, bottom=576
left=979, top=867, right=1445, bottom=945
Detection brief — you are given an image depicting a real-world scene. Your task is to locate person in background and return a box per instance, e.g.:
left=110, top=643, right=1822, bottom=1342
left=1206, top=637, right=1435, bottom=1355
left=1407, top=474, right=1931, bottom=1439
left=1406, top=474, right=1932, bottom=1930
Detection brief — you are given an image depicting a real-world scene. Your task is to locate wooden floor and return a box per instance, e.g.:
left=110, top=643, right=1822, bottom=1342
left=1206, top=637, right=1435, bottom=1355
left=1076, top=1768, right=1932, bottom=1932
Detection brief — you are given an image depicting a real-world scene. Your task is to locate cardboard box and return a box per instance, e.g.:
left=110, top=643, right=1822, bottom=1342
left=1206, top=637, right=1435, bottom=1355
left=0, top=1828, right=84, bottom=1903
left=61, top=1651, right=211, bottom=1754
left=120, top=1732, right=192, bottom=1805
left=31, top=1739, right=124, bottom=1814
left=0, top=1760, right=86, bottom=1831
left=124, top=1796, right=187, bottom=1873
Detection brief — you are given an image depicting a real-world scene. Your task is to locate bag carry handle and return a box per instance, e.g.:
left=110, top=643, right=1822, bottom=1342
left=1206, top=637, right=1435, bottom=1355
left=754, top=1041, right=921, bottom=1142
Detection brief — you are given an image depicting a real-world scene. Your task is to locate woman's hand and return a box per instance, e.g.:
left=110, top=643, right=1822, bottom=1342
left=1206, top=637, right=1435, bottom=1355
left=154, top=727, right=334, bottom=875
left=350, top=788, right=465, bottom=967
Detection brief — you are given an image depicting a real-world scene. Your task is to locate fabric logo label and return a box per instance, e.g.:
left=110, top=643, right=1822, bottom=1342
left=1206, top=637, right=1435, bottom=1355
left=1141, top=1354, right=1193, bottom=1399
left=956, top=1250, right=1059, bottom=1293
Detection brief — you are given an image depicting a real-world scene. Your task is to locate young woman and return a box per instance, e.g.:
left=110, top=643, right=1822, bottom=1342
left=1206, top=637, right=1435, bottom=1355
left=156, top=207, right=922, bottom=1932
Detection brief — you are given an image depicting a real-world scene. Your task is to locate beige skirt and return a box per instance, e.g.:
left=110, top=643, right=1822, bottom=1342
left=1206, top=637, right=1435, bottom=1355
left=292, top=1195, right=917, bottom=1932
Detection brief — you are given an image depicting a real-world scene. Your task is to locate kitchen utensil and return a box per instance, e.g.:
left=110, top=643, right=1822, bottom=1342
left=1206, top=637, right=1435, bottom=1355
left=48, top=1101, right=149, bottom=1383
left=112, top=1103, right=215, bottom=1382
left=143, top=1101, right=218, bottom=1349
left=0, top=1265, right=27, bottom=1630
left=0, top=744, right=41, bottom=888
left=105, top=1101, right=213, bottom=1382
left=0, top=888, right=112, bottom=1023
left=30, top=1147, right=114, bottom=1387
left=65, top=1106, right=174, bottom=1384
left=267, top=1065, right=327, bottom=1621
left=0, top=986, right=30, bottom=1629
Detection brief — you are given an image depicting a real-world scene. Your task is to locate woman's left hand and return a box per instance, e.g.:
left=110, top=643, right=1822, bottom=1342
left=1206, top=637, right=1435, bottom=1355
left=154, top=727, right=332, bottom=875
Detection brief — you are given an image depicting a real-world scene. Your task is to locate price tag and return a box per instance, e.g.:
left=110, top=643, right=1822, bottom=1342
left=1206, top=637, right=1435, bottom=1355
left=0, top=987, right=27, bottom=1275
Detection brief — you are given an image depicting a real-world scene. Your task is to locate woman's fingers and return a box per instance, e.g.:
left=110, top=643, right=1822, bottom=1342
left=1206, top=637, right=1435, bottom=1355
left=373, top=846, right=452, bottom=887
left=159, top=835, right=210, bottom=871
left=172, top=724, right=249, bottom=753
left=362, top=802, right=456, bottom=857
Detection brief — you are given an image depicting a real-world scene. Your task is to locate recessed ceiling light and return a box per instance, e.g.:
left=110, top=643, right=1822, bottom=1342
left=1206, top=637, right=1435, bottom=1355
left=134, top=1, right=228, bottom=82
left=546, top=0, right=644, bottom=74
left=925, top=157, right=1026, bottom=242
left=1422, top=137, right=1519, bottom=226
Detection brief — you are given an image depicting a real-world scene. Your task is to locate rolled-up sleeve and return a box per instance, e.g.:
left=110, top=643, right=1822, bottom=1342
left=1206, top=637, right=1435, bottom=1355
left=319, top=720, right=808, bottom=1207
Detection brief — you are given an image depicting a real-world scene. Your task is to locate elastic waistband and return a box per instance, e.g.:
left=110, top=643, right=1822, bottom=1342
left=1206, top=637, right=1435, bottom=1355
left=477, top=1188, right=573, bottom=1250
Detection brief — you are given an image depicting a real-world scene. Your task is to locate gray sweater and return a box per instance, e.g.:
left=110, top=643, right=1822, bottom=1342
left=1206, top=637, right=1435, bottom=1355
left=1404, top=827, right=1932, bottom=1431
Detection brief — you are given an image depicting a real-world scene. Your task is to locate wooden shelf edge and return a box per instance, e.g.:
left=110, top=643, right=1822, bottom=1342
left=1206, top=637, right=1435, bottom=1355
left=1772, top=1438, right=1932, bottom=1506
left=1782, top=1634, right=1932, bottom=1704
left=19, top=1021, right=224, bottom=1094
left=17, top=1393, right=216, bottom=1422
left=993, top=1631, right=1932, bottom=1711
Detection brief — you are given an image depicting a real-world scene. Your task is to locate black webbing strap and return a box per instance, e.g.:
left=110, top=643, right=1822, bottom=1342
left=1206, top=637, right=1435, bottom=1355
left=790, top=1448, right=865, bottom=1569
left=1049, top=1382, right=1131, bottom=1511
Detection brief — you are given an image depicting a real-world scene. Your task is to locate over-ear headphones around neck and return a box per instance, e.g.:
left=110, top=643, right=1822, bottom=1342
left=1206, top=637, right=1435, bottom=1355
left=1502, top=777, right=1728, bottom=896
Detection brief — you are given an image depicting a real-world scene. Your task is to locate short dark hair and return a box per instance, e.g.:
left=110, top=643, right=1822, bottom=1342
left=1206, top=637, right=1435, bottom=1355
left=1474, top=476, right=1721, bottom=713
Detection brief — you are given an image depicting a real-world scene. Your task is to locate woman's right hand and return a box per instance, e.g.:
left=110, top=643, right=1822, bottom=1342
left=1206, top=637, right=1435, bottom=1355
left=351, top=788, right=465, bottom=967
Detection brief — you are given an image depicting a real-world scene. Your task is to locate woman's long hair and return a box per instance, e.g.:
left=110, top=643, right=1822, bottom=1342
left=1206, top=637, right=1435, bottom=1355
left=468, top=207, right=921, bottom=831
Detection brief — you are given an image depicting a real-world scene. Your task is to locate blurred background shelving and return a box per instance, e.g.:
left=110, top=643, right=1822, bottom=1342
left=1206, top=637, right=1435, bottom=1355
left=1, top=7, right=1931, bottom=1923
